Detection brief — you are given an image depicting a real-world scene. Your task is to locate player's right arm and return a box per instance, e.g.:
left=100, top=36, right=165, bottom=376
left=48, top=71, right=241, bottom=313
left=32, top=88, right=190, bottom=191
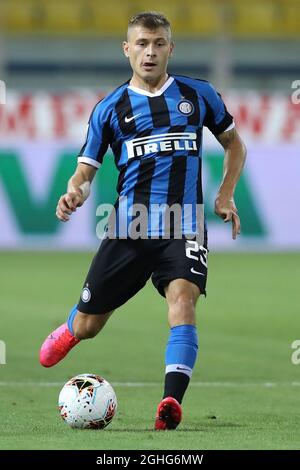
left=57, top=97, right=113, bottom=222
left=56, top=163, right=97, bottom=222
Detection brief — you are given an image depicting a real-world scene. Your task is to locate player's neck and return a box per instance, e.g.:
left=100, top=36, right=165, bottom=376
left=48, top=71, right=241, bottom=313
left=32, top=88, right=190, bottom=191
left=129, top=73, right=169, bottom=94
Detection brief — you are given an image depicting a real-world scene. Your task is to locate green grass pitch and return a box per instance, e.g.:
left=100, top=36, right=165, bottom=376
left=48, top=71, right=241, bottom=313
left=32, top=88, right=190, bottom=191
left=0, top=251, right=299, bottom=450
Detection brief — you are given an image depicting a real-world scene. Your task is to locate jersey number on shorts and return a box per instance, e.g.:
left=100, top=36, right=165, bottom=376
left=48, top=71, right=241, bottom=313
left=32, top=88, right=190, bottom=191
left=185, top=241, right=208, bottom=268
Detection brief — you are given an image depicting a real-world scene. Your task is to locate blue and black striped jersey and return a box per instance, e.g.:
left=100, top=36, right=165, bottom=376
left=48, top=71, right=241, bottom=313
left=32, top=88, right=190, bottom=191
left=78, top=75, right=234, bottom=237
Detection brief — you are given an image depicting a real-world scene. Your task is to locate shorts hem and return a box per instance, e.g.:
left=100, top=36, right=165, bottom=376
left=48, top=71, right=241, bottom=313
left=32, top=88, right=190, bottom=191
left=77, top=298, right=128, bottom=315
left=152, top=276, right=207, bottom=298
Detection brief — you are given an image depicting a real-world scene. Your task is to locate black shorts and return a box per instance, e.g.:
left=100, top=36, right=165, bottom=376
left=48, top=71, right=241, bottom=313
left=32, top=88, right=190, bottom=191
left=77, top=237, right=208, bottom=314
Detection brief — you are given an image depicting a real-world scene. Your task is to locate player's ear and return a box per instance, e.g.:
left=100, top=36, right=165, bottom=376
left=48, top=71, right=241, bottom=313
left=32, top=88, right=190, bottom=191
left=123, top=41, right=129, bottom=58
left=169, top=41, right=175, bottom=58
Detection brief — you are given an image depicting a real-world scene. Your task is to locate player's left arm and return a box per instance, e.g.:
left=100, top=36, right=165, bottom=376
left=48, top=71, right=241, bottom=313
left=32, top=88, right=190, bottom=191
left=214, top=128, right=247, bottom=239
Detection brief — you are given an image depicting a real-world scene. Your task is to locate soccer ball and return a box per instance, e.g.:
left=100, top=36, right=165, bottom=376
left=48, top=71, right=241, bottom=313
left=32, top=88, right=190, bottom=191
left=58, top=373, right=117, bottom=429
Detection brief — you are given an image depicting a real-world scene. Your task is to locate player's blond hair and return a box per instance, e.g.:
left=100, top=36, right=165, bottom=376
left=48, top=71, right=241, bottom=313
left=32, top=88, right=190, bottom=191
left=127, top=11, right=171, bottom=40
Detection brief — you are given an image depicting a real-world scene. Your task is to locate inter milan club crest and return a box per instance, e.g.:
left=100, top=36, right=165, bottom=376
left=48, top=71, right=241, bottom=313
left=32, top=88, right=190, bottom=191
left=81, top=286, right=91, bottom=303
left=177, top=100, right=194, bottom=116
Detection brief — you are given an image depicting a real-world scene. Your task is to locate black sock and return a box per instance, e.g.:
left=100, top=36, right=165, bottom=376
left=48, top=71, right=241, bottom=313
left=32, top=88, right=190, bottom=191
left=163, top=372, right=190, bottom=404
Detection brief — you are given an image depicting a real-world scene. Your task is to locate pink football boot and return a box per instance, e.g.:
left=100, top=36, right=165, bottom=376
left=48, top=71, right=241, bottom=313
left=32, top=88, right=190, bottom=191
left=39, top=323, right=80, bottom=367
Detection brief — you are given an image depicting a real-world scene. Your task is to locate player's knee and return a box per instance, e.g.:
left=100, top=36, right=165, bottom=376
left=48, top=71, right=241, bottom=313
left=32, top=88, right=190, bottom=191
left=168, top=293, right=196, bottom=325
left=176, top=293, right=194, bottom=308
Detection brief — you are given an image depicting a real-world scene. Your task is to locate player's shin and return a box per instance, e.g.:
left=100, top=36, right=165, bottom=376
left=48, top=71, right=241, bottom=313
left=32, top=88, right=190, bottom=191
left=163, top=324, right=198, bottom=403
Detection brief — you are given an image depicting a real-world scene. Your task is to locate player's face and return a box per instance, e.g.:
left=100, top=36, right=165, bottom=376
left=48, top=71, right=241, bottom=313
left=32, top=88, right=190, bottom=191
left=123, top=26, right=174, bottom=84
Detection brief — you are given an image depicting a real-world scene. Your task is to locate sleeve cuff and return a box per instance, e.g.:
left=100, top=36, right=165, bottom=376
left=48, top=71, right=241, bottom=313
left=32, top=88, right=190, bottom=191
left=212, top=114, right=234, bottom=136
left=78, top=156, right=101, bottom=169
left=223, top=121, right=235, bottom=133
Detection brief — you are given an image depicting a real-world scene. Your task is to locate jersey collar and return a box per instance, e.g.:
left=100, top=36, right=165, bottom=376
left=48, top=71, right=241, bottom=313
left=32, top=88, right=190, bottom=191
left=127, top=76, right=174, bottom=97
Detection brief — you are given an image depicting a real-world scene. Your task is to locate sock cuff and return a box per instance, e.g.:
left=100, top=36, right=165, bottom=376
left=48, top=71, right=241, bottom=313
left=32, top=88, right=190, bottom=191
left=170, top=324, right=197, bottom=334
left=165, top=364, right=192, bottom=378
left=67, top=304, right=78, bottom=336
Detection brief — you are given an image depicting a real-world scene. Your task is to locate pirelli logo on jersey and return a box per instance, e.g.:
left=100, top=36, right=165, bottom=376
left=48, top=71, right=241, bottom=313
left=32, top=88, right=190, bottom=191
left=125, top=132, right=197, bottom=160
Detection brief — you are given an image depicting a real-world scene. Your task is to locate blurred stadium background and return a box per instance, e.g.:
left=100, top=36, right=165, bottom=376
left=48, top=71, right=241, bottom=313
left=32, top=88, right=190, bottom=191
left=0, top=0, right=300, bottom=450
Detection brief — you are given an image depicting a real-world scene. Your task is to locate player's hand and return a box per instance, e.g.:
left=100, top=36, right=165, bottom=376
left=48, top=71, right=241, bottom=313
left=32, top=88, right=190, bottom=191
left=214, top=195, right=241, bottom=240
left=56, top=191, right=84, bottom=222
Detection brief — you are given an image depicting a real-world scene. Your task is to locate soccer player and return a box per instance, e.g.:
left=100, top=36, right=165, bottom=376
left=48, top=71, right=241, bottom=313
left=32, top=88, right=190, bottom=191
left=40, top=11, right=246, bottom=430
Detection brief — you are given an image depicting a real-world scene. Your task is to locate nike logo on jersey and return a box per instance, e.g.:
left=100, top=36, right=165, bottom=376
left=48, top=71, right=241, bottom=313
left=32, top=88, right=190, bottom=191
left=190, top=267, right=205, bottom=276
left=125, top=113, right=141, bottom=123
